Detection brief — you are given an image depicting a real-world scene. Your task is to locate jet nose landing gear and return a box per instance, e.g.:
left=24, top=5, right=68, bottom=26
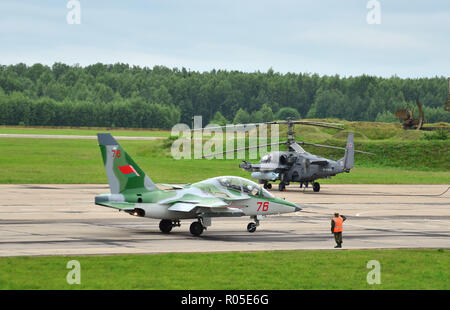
left=247, top=216, right=260, bottom=233
left=247, top=222, right=257, bottom=233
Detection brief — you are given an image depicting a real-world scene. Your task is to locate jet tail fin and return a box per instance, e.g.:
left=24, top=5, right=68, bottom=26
left=341, top=133, right=354, bottom=170
left=97, top=133, right=158, bottom=194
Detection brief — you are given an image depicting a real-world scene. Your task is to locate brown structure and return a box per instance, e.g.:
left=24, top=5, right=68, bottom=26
left=395, top=100, right=424, bottom=130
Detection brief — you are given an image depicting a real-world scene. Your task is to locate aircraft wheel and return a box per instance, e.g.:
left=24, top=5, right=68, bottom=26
left=267, top=183, right=272, bottom=189
left=313, top=182, right=320, bottom=192
left=278, top=182, right=286, bottom=191
left=247, top=222, right=257, bottom=233
left=159, top=219, right=173, bottom=233
left=190, top=221, right=204, bottom=236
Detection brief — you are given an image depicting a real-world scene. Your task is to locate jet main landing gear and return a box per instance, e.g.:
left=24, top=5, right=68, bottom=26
left=159, top=219, right=180, bottom=234
left=190, top=221, right=204, bottom=236
left=189, top=217, right=210, bottom=236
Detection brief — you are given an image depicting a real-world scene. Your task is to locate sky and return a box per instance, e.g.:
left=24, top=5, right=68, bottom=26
left=0, top=0, right=449, bottom=77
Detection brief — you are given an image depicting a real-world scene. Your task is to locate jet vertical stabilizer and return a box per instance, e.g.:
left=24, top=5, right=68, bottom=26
left=97, top=133, right=159, bottom=194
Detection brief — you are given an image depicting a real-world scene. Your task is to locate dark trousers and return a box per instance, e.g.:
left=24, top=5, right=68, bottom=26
left=334, top=232, right=343, bottom=245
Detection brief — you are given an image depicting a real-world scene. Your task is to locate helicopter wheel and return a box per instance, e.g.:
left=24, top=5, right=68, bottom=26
left=313, top=182, right=320, bottom=192
left=264, top=182, right=272, bottom=190
left=278, top=182, right=286, bottom=192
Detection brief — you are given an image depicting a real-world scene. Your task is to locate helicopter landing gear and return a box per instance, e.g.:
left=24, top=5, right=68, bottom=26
left=263, top=182, right=272, bottom=190
left=278, top=182, right=286, bottom=191
left=313, top=182, right=320, bottom=192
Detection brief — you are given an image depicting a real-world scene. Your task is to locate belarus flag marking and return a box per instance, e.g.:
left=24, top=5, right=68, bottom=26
left=118, top=165, right=140, bottom=178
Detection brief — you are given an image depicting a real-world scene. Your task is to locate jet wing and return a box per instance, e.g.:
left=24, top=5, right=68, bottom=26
left=199, top=207, right=246, bottom=217
left=95, top=201, right=135, bottom=211
left=157, top=183, right=185, bottom=190
left=167, top=197, right=229, bottom=213
left=168, top=202, right=199, bottom=212
left=167, top=199, right=248, bottom=216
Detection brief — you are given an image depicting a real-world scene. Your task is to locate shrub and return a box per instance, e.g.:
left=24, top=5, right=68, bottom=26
left=422, top=129, right=448, bottom=140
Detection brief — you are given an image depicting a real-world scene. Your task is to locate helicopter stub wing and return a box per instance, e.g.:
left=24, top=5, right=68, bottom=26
left=239, top=161, right=289, bottom=172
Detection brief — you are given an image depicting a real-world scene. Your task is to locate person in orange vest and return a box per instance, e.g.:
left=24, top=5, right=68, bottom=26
left=331, top=212, right=347, bottom=248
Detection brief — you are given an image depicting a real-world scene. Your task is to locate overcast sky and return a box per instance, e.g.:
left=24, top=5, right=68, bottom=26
left=0, top=0, right=449, bottom=77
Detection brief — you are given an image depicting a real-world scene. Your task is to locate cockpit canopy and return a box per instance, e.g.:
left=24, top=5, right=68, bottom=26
left=208, top=176, right=275, bottom=199
left=260, top=151, right=296, bottom=166
left=261, top=154, right=271, bottom=163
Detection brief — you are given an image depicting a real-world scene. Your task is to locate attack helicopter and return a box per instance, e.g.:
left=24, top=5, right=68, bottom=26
left=202, top=118, right=373, bottom=192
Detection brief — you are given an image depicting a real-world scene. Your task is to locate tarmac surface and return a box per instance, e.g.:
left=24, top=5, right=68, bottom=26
left=0, top=184, right=449, bottom=256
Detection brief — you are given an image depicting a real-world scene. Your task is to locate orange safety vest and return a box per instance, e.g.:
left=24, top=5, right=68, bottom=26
left=333, top=217, right=343, bottom=233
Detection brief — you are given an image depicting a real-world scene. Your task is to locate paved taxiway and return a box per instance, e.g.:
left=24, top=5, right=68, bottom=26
left=0, top=184, right=448, bottom=256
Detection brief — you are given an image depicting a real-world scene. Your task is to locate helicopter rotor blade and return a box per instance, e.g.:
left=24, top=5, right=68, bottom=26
left=190, top=122, right=264, bottom=132
left=293, top=121, right=344, bottom=130
left=266, top=121, right=344, bottom=130
left=289, top=142, right=307, bottom=154
left=203, top=141, right=287, bottom=158
left=190, top=119, right=344, bottom=132
left=296, top=141, right=375, bottom=155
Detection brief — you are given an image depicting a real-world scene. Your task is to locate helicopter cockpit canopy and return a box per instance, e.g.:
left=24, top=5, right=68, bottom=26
left=261, top=154, right=271, bottom=163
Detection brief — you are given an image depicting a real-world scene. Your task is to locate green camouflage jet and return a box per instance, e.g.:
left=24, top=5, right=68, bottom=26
left=95, top=133, right=301, bottom=236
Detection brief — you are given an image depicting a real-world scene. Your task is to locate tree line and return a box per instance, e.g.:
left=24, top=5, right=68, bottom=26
left=0, top=62, right=448, bottom=128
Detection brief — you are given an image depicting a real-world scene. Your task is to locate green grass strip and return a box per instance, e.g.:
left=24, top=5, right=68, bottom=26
left=0, top=249, right=448, bottom=290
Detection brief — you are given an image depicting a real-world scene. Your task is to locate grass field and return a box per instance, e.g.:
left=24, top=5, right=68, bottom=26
left=0, top=126, right=171, bottom=137
left=0, top=249, right=448, bottom=290
left=0, top=121, right=448, bottom=184
left=0, top=138, right=449, bottom=184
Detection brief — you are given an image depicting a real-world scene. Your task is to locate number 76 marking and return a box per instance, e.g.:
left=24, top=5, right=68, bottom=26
left=257, top=201, right=269, bottom=212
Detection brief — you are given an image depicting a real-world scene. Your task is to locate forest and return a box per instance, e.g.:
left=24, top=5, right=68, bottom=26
left=0, top=62, right=448, bottom=128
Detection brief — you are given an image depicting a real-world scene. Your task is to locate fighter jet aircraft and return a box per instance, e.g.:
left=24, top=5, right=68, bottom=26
left=94, top=133, right=301, bottom=236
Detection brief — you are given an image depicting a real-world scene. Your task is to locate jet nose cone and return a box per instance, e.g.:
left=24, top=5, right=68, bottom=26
left=294, top=205, right=302, bottom=212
